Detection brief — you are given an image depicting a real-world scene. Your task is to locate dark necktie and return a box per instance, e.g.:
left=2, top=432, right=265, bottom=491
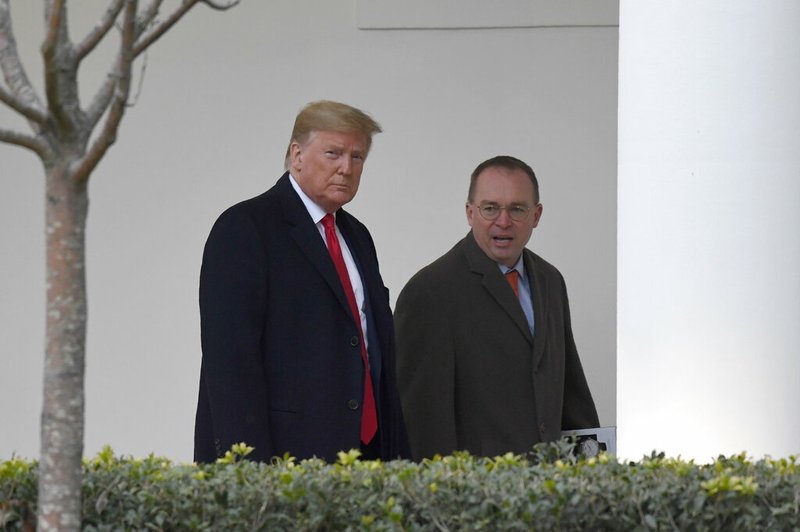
left=321, top=214, right=378, bottom=444
left=505, top=269, right=520, bottom=298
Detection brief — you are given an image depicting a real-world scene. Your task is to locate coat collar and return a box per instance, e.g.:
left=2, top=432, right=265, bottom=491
left=275, top=173, right=357, bottom=323
left=523, top=246, right=548, bottom=372
left=463, top=231, right=534, bottom=345
left=462, top=231, right=549, bottom=372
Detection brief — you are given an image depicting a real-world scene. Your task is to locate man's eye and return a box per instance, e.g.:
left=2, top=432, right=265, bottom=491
left=510, top=206, right=527, bottom=215
left=482, top=205, right=499, bottom=215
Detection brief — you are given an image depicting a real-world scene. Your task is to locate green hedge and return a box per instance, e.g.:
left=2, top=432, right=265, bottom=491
left=2, top=441, right=799, bottom=530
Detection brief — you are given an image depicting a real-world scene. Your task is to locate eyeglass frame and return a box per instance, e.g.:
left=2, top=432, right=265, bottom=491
left=471, top=201, right=539, bottom=222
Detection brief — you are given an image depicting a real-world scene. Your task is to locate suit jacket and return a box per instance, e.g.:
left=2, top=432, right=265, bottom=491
left=194, top=173, right=409, bottom=463
left=394, top=231, right=598, bottom=460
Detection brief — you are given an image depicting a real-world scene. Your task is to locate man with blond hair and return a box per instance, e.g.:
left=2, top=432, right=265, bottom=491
left=195, top=100, right=408, bottom=462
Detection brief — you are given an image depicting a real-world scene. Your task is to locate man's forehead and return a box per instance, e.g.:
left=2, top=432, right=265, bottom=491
left=473, top=168, right=536, bottom=202
left=479, top=199, right=530, bottom=205
left=308, top=129, right=366, bottom=146
left=475, top=168, right=534, bottom=188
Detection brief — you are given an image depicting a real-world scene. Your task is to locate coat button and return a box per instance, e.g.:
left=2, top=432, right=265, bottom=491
left=348, top=399, right=359, bottom=410
left=350, top=336, right=359, bottom=347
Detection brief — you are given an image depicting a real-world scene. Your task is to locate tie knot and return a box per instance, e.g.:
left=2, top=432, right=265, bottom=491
left=322, top=213, right=335, bottom=230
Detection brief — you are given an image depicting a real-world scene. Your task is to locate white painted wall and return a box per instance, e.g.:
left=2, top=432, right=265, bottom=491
left=0, top=1, right=618, bottom=461
left=618, top=1, right=800, bottom=460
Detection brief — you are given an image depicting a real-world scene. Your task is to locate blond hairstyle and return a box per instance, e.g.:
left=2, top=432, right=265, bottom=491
left=284, top=100, right=383, bottom=169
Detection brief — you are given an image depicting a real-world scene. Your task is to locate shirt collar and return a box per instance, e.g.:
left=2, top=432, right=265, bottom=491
left=498, top=254, right=525, bottom=276
left=289, top=173, right=329, bottom=224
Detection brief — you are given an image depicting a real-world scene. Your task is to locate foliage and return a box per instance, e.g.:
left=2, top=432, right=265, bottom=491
left=1, top=442, right=799, bottom=531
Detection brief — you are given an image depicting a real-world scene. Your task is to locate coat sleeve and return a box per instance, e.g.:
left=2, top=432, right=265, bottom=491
left=196, top=207, right=274, bottom=461
left=558, top=276, right=600, bottom=430
left=394, top=274, right=458, bottom=460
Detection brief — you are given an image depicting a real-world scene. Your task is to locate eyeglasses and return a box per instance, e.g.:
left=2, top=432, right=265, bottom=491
left=474, top=203, right=533, bottom=222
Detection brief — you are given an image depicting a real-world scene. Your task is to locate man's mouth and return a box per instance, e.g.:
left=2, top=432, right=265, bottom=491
left=493, top=236, right=513, bottom=244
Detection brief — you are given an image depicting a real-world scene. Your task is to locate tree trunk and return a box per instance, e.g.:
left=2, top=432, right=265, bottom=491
left=38, top=159, right=88, bottom=532
left=0, top=2, right=239, bottom=528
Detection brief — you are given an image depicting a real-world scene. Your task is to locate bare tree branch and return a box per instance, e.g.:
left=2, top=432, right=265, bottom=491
left=72, top=0, right=137, bottom=182
left=42, top=0, right=80, bottom=137
left=135, top=0, right=165, bottom=38
left=126, top=50, right=148, bottom=107
left=0, top=0, right=48, bottom=126
left=0, top=127, right=51, bottom=159
left=85, top=0, right=239, bottom=129
left=0, top=82, right=49, bottom=125
left=133, top=0, right=198, bottom=57
left=42, top=0, right=66, bottom=57
left=133, top=0, right=238, bottom=57
left=83, top=0, right=147, bottom=133
left=84, top=72, right=116, bottom=130
left=76, top=0, right=126, bottom=61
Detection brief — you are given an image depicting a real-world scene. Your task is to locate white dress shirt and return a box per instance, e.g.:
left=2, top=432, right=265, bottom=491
left=289, top=174, right=369, bottom=345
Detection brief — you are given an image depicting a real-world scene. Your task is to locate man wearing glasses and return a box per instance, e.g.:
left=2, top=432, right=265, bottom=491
left=394, top=155, right=598, bottom=460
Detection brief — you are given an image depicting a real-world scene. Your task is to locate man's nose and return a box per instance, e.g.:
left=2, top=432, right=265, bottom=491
left=338, top=156, right=352, bottom=175
left=495, top=208, right=513, bottom=227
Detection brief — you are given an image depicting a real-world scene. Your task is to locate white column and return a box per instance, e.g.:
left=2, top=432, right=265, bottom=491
left=618, top=1, right=800, bottom=460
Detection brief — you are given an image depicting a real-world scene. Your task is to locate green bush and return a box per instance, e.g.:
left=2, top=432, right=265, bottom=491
left=2, top=441, right=799, bottom=530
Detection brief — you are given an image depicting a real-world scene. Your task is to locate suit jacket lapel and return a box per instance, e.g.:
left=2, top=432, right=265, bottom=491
left=276, top=174, right=355, bottom=322
left=463, top=232, right=533, bottom=345
left=524, top=250, right=548, bottom=372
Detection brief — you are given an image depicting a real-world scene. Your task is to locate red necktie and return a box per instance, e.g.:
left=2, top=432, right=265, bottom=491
left=321, top=214, right=378, bottom=444
left=505, top=269, right=520, bottom=298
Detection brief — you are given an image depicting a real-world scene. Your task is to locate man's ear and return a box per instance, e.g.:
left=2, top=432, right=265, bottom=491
left=466, top=202, right=475, bottom=227
left=289, top=142, right=302, bottom=169
left=532, top=203, right=543, bottom=228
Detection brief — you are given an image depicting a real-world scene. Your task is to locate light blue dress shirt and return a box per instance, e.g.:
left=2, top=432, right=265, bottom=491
left=500, top=255, right=534, bottom=335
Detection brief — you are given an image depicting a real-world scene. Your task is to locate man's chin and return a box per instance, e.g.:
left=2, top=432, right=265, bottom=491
left=323, top=194, right=355, bottom=212
left=492, top=247, right=523, bottom=267
left=489, top=251, right=512, bottom=266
